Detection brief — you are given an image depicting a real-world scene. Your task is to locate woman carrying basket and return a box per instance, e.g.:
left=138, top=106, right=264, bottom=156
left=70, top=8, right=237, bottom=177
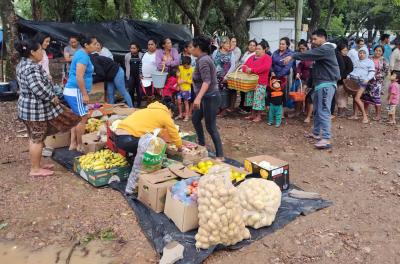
left=242, top=42, right=272, bottom=123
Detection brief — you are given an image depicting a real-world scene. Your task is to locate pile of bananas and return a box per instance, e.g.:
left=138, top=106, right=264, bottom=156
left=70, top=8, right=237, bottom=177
left=85, top=118, right=104, bottom=133
left=78, top=149, right=128, bottom=171
left=189, top=160, right=247, bottom=183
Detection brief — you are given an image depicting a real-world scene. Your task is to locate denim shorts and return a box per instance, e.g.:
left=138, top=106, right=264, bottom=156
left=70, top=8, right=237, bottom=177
left=177, top=91, right=191, bottom=101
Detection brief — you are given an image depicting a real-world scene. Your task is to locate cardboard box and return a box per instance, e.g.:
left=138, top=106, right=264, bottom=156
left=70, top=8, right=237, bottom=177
left=73, top=157, right=130, bottom=187
left=164, top=188, right=199, bottom=232
left=112, top=104, right=136, bottom=116
left=89, top=82, right=106, bottom=103
left=137, top=168, right=178, bottom=213
left=169, top=164, right=200, bottom=179
left=44, top=131, right=71, bottom=149
left=82, top=132, right=106, bottom=154
left=244, top=155, right=290, bottom=190
left=166, top=140, right=208, bottom=165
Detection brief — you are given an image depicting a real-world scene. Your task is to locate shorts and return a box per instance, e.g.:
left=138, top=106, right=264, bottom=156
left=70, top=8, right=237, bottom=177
left=21, top=119, right=59, bottom=144
left=177, top=91, right=191, bottom=101
left=388, top=104, right=397, bottom=115
left=63, top=88, right=89, bottom=117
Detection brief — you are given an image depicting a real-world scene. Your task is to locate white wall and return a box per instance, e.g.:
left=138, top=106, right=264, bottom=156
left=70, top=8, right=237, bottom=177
left=248, top=19, right=296, bottom=53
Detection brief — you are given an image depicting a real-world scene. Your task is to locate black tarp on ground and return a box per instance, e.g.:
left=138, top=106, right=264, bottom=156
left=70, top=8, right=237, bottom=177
left=52, top=148, right=332, bottom=264
left=17, top=18, right=192, bottom=55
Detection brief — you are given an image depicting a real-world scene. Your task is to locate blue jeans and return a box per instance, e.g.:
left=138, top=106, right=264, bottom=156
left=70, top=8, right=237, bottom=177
left=107, top=67, right=133, bottom=107
left=312, top=85, right=335, bottom=139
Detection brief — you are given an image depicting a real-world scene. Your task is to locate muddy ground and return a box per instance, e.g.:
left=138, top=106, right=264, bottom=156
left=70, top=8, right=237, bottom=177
left=1, top=66, right=400, bottom=263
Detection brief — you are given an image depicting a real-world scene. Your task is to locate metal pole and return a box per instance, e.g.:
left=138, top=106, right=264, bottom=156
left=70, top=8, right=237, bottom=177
left=295, top=0, right=304, bottom=46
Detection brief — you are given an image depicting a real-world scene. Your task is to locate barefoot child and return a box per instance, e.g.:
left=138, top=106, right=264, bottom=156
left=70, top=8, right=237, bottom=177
left=388, top=72, right=399, bottom=124
left=176, top=56, right=194, bottom=121
left=267, top=77, right=285, bottom=127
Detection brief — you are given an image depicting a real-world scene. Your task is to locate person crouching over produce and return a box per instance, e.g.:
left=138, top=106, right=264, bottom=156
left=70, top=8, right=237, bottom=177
left=114, top=97, right=182, bottom=159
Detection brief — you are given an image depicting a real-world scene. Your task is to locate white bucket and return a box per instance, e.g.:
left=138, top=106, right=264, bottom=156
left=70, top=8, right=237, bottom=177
left=151, top=71, right=168, bottom=89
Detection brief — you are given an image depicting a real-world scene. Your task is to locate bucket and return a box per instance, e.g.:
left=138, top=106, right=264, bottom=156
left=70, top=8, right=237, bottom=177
left=151, top=71, right=168, bottom=89
left=0, top=82, right=10, bottom=93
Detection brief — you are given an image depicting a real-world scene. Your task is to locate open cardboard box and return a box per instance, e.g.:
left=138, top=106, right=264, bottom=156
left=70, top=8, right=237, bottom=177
left=169, top=164, right=200, bottom=179
left=166, top=140, right=208, bottom=165
left=244, top=155, right=290, bottom=190
left=82, top=132, right=105, bottom=154
left=44, top=131, right=71, bottom=149
left=164, top=188, right=199, bottom=232
left=137, top=168, right=178, bottom=213
left=112, top=103, right=136, bottom=116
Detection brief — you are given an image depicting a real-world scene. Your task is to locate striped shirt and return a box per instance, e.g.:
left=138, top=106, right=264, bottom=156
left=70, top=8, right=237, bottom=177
left=16, top=58, right=63, bottom=121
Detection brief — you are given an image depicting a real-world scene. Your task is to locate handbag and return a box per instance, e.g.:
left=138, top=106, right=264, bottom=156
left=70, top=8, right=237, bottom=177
left=49, top=103, right=82, bottom=132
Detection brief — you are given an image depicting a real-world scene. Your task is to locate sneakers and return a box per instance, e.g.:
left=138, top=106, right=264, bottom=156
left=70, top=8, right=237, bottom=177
left=304, top=133, right=321, bottom=140
left=315, top=139, right=332, bottom=149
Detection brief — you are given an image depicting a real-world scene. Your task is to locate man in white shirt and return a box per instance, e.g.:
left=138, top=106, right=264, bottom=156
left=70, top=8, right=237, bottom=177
left=348, top=37, right=365, bottom=64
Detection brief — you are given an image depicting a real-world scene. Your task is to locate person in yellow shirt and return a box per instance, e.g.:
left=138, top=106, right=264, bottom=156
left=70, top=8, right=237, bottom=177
left=114, top=97, right=182, bottom=158
left=176, top=56, right=194, bottom=121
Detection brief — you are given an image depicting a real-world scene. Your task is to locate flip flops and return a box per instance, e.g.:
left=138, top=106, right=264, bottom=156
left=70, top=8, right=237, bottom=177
left=29, top=168, right=54, bottom=178
left=42, top=164, right=54, bottom=170
left=315, top=139, right=332, bottom=150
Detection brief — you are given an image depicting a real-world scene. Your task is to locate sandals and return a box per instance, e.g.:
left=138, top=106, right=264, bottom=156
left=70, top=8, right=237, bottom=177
left=42, top=164, right=54, bottom=170
left=362, top=118, right=369, bottom=124
left=175, top=115, right=183, bottom=120
left=29, top=168, right=54, bottom=178
left=183, top=117, right=190, bottom=122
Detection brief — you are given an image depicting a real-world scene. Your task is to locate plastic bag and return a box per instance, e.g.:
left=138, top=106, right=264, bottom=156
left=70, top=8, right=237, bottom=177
left=125, top=129, right=166, bottom=194
left=195, top=165, right=250, bottom=249
left=170, top=177, right=200, bottom=205
left=237, top=179, right=281, bottom=229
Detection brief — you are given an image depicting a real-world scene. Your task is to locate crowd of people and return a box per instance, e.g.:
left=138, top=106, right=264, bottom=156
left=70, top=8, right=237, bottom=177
left=14, top=29, right=400, bottom=177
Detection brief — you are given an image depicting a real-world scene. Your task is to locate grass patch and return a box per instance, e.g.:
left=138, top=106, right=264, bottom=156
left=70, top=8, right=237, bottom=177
left=80, top=228, right=116, bottom=244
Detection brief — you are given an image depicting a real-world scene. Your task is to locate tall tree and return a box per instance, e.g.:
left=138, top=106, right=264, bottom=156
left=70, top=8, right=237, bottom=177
left=46, top=0, right=75, bottom=21
left=173, top=0, right=214, bottom=35
left=216, top=0, right=257, bottom=47
left=0, top=0, right=19, bottom=79
left=114, top=0, right=132, bottom=19
left=307, top=0, right=321, bottom=36
left=30, top=0, right=42, bottom=20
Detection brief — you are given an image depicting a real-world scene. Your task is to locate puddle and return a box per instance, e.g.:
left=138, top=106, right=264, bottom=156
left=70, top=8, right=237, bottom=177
left=0, top=240, right=116, bottom=264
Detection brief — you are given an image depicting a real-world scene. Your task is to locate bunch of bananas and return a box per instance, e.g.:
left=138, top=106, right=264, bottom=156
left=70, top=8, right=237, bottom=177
left=78, top=149, right=128, bottom=171
left=85, top=118, right=104, bottom=133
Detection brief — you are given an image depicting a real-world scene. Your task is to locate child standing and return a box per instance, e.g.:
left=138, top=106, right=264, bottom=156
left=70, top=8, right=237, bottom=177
left=162, top=68, right=179, bottom=98
left=176, top=56, right=194, bottom=121
left=124, top=42, right=143, bottom=108
left=388, top=72, right=399, bottom=124
left=267, top=77, right=285, bottom=127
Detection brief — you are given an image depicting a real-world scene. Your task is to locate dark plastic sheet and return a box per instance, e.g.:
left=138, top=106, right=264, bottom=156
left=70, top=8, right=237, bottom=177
left=17, top=18, right=192, bottom=54
left=52, top=148, right=332, bottom=264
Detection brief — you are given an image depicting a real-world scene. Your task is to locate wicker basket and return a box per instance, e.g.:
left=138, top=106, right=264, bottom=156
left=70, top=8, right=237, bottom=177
left=227, top=66, right=259, bottom=92
left=343, top=79, right=360, bottom=95
left=289, top=78, right=306, bottom=102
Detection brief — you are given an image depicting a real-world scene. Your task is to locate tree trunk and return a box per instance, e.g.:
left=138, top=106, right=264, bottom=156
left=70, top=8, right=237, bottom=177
left=173, top=0, right=213, bottom=36
left=216, top=0, right=257, bottom=49
left=0, top=0, right=19, bottom=80
left=47, top=0, right=75, bottom=21
left=307, top=0, right=321, bottom=37
left=323, top=0, right=335, bottom=29
left=31, top=0, right=43, bottom=20
left=123, top=0, right=132, bottom=19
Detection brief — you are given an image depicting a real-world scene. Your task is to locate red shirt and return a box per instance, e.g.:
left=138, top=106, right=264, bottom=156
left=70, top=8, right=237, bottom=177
left=242, top=54, right=272, bottom=86
left=162, top=76, right=178, bottom=97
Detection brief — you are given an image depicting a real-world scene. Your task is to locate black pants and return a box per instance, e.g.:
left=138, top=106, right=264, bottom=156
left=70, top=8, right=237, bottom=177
left=115, top=135, right=140, bottom=162
left=330, top=88, right=337, bottom=115
left=128, top=76, right=142, bottom=108
left=192, top=92, right=224, bottom=157
left=239, top=91, right=251, bottom=111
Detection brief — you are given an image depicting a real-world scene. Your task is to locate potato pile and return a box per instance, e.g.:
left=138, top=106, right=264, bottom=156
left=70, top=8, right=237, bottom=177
left=195, top=165, right=250, bottom=249
left=237, top=179, right=282, bottom=229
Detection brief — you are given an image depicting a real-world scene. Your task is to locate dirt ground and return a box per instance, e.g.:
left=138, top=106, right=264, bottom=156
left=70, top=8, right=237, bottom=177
left=1, top=87, right=400, bottom=263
